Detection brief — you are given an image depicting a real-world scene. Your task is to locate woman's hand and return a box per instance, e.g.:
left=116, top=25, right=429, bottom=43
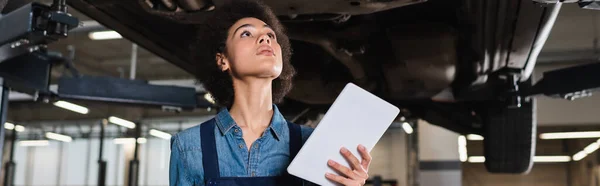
left=325, top=145, right=372, bottom=186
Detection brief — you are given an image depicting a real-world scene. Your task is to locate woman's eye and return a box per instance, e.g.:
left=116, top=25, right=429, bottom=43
left=241, top=31, right=251, bottom=37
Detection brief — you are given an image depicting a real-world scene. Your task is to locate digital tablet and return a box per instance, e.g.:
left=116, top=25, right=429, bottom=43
left=287, top=83, right=400, bottom=186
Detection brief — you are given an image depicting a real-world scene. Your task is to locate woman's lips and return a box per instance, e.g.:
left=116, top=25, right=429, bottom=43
left=257, top=45, right=275, bottom=56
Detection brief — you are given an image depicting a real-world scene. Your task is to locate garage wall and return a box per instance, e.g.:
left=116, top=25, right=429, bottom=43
left=8, top=138, right=170, bottom=186
left=367, top=127, right=408, bottom=185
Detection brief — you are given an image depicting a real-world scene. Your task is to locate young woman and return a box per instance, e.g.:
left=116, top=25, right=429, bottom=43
left=169, top=1, right=372, bottom=185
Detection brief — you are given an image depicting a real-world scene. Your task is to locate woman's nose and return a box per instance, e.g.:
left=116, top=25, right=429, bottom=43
left=258, top=34, right=271, bottom=44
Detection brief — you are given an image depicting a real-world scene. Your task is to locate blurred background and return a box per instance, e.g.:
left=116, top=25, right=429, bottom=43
left=2, top=0, right=600, bottom=186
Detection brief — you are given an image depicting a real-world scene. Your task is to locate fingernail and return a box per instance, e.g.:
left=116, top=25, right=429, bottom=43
left=359, top=145, right=366, bottom=150
left=328, top=160, right=335, bottom=165
left=325, top=173, right=332, bottom=177
left=340, top=147, right=348, bottom=153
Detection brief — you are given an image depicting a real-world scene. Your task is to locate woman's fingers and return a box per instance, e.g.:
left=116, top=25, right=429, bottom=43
left=328, top=160, right=359, bottom=179
left=357, top=145, right=372, bottom=170
left=325, top=145, right=372, bottom=185
left=325, top=173, right=354, bottom=185
left=340, top=147, right=363, bottom=171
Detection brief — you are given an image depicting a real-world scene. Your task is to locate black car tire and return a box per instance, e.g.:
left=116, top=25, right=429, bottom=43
left=482, top=97, right=536, bottom=174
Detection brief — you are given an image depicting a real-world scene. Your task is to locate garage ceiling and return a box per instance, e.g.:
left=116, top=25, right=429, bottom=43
left=5, top=2, right=200, bottom=124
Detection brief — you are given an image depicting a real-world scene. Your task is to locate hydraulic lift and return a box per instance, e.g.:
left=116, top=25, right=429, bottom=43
left=0, top=1, right=204, bottom=185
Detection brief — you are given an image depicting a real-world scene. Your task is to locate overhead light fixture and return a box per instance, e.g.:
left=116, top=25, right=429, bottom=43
left=458, top=136, right=467, bottom=162
left=108, top=116, right=136, bottom=129
left=149, top=129, right=172, bottom=140
left=5, top=122, right=25, bottom=132
left=53, top=101, right=89, bottom=114
left=539, top=131, right=600, bottom=139
left=19, top=140, right=49, bottom=147
left=466, top=134, right=484, bottom=141
left=89, top=30, right=122, bottom=40
left=570, top=139, right=600, bottom=161
left=584, top=142, right=600, bottom=154
left=15, top=125, right=25, bottom=132
left=204, top=93, right=215, bottom=104
left=5, top=122, right=15, bottom=130
left=467, top=156, right=486, bottom=163
left=114, top=138, right=147, bottom=144
left=45, top=132, right=73, bottom=142
left=533, top=156, right=571, bottom=163
left=468, top=156, right=572, bottom=163
left=573, top=151, right=588, bottom=161
left=402, top=122, right=413, bottom=134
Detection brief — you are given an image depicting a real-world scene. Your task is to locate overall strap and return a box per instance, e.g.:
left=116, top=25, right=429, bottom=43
left=287, top=122, right=302, bottom=159
left=201, top=122, right=220, bottom=180
left=287, top=122, right=304, bottom=186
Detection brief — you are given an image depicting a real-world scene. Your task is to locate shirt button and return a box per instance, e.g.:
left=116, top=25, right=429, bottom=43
left=252, top=171, right=256, bottom=176
left=239, top=144, right=243, bottom=149
left=234, top=129, right=239, bottom=133
left=254, top=144, right=259, bottom=149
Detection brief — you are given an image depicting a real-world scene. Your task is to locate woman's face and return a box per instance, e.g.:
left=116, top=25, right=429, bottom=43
left=217, top=17, right=283, bottom=80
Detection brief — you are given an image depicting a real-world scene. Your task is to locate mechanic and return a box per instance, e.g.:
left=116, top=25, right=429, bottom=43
left=168, top=0, right=372, bottom=185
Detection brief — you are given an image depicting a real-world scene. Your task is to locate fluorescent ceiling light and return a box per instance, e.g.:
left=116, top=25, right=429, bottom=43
left=468, top=156, right=486, bottom=163
left=89, top=30, right=122, bottom=40
left=53, top=101, right=89, bottom=114
left=5, top=122, right=25, bottom=132
left=466, top=134, right=484, bottom=141
left=149, top=129, right=172, bottom=140
left=458, top=136, right=467, bottom=147
left=114, top=138, right=146, bottom=144
left=571, top=140, right=600, bottom=161
left=45, top=132, right=73, bottom=142
left=573, top=151, right=588, bottom=161
left=108, top=116, right=136, bottom=129
left=533, top=156, right=571, bottom=163
left=19, top=140, right=49, bottom=147
left=5, top=122, right=15, bottom=130
left=15, top=125, right=25, bottom=132
left=459, top=149, right=468, bottom=162
left=469, top=156, right=572, bottom=163
left=584, top=142, right=600, bottom=154
left=540, top=131, right=600, bottom=139
left=402, top=122, right=413, bottom=134
left=204, top=93, right=215, bottom=104
left=458, top=136, right=467, bottom=162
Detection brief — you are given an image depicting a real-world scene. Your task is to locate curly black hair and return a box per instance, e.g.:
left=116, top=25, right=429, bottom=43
left=191, top=0, right=295, bottom=108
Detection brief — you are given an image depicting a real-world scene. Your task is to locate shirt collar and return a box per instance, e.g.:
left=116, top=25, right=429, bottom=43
left=215, top=104, right=286, bottom=140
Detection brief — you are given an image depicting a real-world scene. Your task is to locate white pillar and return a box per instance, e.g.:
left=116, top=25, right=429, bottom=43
left=123, top=142, right=136, bottom=186
left=418, top=120, right=461, bottom=186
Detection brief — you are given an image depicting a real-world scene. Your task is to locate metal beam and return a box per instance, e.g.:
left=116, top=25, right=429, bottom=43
left=8, top=79, right=204, bottom=101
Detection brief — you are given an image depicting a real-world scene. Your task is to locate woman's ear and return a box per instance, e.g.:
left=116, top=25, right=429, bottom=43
left=215, top=53, right=230, bottom=72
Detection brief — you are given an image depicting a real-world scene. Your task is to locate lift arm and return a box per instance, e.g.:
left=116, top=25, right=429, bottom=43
left=523, top=62, right=600, bottom=100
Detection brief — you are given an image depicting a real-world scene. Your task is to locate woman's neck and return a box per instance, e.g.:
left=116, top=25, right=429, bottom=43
left=229, top=78, right=274, bottom=132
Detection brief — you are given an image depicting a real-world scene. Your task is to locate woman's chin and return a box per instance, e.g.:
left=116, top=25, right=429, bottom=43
left=239, top=69, right=281, bottom=79
left=257, top=64, right=282, bottom=78
left=260, top=71, right=282, bottom=79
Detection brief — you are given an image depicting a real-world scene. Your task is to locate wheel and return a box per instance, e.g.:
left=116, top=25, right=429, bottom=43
left=482, top=97, right=536, bottom=173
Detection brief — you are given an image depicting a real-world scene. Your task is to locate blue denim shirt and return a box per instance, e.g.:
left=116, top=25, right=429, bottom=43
left=169, top=105, right=314, bottom=186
